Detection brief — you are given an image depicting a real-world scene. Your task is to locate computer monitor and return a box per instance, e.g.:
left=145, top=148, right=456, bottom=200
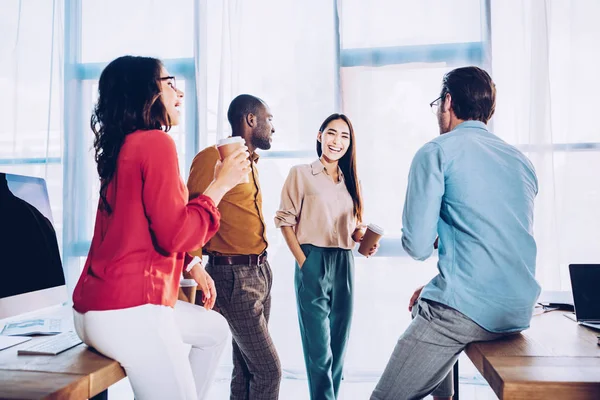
left=0, top=172, right=67, bottom=319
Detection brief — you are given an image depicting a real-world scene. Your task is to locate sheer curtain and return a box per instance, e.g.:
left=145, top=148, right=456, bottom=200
left=337, top=0, right=488, bottom=380
left=0, top=0, right=64, bottom=247
left=61, top=0, right=197, bottom=289
left=491, top=0, right=600, bottom=290
left=193, top=0, right=340, bottom=379
left=6, top=0, right=599, bottom=395
left=333, top=0, right=600, bottom=382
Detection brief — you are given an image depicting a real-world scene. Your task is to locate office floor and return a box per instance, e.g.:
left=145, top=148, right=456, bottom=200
left=108, top=253, right=501, bottom=399
left=108, top=360, right=499, bottom=399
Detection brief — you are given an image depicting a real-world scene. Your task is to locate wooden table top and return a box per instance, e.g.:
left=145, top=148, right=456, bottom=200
left=465, top=310, right=600, bottom=400
left=0, top=307, right=125, bottom=400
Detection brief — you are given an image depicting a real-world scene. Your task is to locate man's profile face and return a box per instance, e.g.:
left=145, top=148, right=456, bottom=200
left=438, top=94, right=452, bottom=135
left=251, top=104, right=275, bottom=150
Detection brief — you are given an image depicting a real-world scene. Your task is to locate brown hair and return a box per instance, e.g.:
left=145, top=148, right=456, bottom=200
left=441, top=66, right=496, bottom=123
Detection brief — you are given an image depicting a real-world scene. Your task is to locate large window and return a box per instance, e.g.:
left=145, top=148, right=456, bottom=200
left=63, top=0, right=198, bottom=285
left=0, top=0, right=63, bottom=247
left=62, top=0, right=492, bottom=380
left=56, top=0, right=600, bottom=394
left=201, top=0, right=338, bottom=375
left=490, top=0, right=600, bottom=288
left=335, top=0, right=490, bottom=376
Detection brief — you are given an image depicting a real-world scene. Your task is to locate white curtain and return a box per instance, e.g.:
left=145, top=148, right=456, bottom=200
left=491, top=0, right=600, bottom=290
left=0, top=0, right=64, bottom=245
left=337, top=0, right=485, bottom=382
left=192, top=0, right=340, bottom=379
left=335, top=0, right=600, bottom=385
left=4, top=0, right=599, bottom=396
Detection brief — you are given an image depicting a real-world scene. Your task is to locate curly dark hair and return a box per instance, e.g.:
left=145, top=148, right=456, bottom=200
left=92, top=55, right=171, bottom=213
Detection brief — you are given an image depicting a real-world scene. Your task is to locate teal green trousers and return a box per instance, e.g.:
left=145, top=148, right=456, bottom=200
left=295, top=244, right=354, bottom=400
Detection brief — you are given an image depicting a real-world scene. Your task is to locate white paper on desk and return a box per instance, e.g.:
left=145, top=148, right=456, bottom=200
left=0, top=318, right=62, bottom=336
left=0, top=335, right=32, bottom=351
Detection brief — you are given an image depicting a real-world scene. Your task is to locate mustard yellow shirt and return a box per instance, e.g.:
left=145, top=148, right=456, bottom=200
left=187, top=146, right=268, bottom=256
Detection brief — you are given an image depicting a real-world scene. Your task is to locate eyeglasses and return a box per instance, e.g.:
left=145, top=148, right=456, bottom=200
left=159, top=76, right=177, bottom=90
left=429, top=96, right=442, bottom=115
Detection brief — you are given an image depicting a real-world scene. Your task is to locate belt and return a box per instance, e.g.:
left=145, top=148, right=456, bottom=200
left=208, top=252, right=267, bottom=266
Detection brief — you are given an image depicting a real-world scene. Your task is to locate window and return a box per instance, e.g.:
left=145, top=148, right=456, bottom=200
left=490, top=0, right=600, bottom=289
left=64, top=0, right=198, bottom=282
left=0, top=0, right=63, bottom=247
left=337, top=0, right=490, bottom=375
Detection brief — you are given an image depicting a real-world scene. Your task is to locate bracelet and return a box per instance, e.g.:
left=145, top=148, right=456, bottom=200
left=185, top=256, right=203, bottom=273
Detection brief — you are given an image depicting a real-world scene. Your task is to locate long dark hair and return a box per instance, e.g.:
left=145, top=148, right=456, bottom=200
left=317, top=114, right=363, bottom=222
left=92, top=55, right=171, bottom=213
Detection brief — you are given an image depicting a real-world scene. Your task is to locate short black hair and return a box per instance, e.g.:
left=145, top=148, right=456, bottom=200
left=441, top=66, right=496, bottom=124
left=227, top=94, right=266, bottom=133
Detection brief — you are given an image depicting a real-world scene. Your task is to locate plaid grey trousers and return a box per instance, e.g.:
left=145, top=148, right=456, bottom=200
left=205, top=260, right=282, bottom=400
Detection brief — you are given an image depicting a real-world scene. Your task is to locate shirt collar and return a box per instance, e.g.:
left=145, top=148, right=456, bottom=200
left=453, top=120, right=488, bottom=132
left=310, top=159, right=325, bottom=175
left=310, top=159, right=344, bottom=181
left=251, top=152, right=260, bottom=163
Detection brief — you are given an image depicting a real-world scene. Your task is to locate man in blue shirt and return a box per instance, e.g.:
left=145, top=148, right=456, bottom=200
left=371, top=67, right=540, bottom=400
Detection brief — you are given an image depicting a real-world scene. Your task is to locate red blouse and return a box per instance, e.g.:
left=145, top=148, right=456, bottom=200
left=73, top=130, right=220, bottom=313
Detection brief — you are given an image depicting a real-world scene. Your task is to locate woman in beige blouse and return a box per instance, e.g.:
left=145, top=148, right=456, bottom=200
left=275, top=113, right=378, bottom=400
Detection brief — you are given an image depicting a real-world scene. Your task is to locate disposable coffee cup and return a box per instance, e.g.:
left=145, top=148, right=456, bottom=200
left=179, top=278, right=198, bottom=304
left=217, top=137, right=250, bottom=184
left=358, top=223, right=384, bottom=257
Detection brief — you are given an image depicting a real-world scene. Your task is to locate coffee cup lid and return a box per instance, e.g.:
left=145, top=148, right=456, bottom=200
left=180, top=278, right=198, bottom=287
left=217, top=136, right=245, bottom=147
left=367, top=223, right=384, bottom=235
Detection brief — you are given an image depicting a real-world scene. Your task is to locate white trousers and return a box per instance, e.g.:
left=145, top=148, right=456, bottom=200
left=73, top=300, right=229, bottom=400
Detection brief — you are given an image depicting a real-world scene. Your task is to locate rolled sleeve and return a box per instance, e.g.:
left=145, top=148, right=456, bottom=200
left=275, top=167, right=303, bottom=228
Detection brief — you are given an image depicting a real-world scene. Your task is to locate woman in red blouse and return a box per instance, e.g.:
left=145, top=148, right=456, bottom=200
left=72, top=55, right=249, bottom=400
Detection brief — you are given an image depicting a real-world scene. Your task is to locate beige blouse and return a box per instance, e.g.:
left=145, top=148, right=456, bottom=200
left=275, top=159, right=358, bottom=250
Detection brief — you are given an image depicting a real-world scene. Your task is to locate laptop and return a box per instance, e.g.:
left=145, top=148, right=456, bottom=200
left=564, top=264, right=600, bottom=330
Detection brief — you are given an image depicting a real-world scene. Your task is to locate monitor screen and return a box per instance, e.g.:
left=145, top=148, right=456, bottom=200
left=0, top=173, right=67, bottom=319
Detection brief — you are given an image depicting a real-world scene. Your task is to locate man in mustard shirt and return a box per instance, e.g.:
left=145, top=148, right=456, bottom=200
left=187, top=94, right=280, bottom=400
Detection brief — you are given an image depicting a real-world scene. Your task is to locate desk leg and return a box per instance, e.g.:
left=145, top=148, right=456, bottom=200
left=453, top=360, right=459, bottom=400
left=91, top=389, right=108, bottom=400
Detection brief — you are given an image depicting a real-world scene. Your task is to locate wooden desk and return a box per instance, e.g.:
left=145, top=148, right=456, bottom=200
left=0, top=306, right=126, bottom=400
left=464, top=310, right=600, bottom=399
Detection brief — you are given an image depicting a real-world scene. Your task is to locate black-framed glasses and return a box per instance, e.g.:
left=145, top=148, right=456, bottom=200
left=429, top=96, right=442, bottom=114
left=159, top=76, right=177, bottom=90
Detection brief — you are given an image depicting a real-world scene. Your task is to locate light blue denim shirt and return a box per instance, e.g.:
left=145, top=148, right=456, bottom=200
left=402, top=121, right=540, bottom=333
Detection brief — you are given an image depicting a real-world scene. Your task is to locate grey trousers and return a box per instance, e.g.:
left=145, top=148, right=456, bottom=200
left=371, top=298, right=512, bottom=400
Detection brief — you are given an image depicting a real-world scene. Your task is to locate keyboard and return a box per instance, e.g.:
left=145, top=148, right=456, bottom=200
left=17, top=331, right=83, bottom=356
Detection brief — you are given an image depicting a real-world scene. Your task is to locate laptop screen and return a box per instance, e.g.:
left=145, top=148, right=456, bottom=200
left=569, top=264, right=600, bottom=321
